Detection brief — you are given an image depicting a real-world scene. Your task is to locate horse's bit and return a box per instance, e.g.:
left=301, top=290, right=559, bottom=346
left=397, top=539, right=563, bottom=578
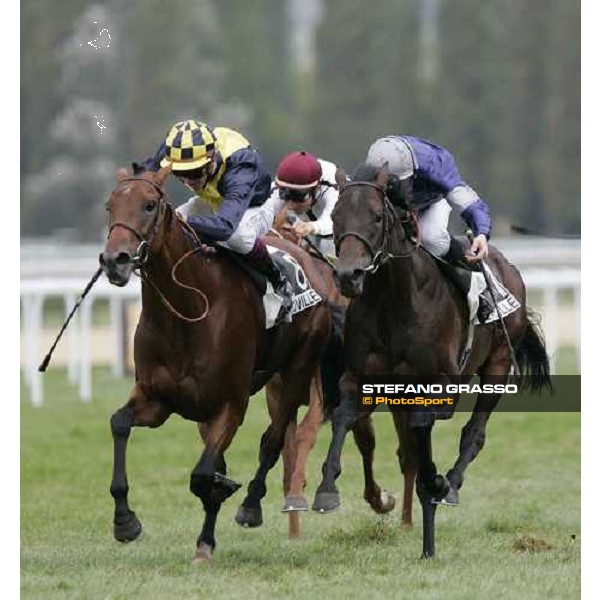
left=335, top=181, right=420, bottom=274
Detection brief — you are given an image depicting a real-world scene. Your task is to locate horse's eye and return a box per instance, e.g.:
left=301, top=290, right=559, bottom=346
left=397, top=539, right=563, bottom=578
left=374, top=212, right=384, bottom=223
left=145, top=202, right=157, bottom=213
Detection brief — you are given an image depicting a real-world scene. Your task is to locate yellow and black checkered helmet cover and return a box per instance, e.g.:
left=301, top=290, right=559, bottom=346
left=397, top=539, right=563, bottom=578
left=160, top=120, right=217, bottom=171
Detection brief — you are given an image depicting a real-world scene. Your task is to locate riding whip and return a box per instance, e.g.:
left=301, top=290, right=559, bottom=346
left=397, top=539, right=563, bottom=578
left=38, top=267, right=103, bottom=372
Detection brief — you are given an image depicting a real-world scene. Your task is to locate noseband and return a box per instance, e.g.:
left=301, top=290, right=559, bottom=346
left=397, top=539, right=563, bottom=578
left=336, top=181, right=420, bottom=274
left=107, top=177, right=167, bottom=267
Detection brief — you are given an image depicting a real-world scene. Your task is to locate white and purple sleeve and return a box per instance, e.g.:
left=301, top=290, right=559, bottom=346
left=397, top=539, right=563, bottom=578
left=446, top=185, right=492, bottom=239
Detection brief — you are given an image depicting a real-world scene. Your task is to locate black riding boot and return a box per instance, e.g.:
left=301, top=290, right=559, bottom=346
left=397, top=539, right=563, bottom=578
left=442, top=237, right=494, bottom=323
left=247, top=240, right=294, bottom=314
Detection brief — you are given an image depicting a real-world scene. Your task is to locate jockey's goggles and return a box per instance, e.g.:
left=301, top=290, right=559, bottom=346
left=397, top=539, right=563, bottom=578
left=279, top=187, right=315, bottom=203
left=173, top=166, right=208, bottom=182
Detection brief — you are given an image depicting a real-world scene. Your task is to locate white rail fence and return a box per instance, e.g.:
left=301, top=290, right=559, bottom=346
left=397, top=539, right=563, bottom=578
left=20, top=268, right=580, bottom=406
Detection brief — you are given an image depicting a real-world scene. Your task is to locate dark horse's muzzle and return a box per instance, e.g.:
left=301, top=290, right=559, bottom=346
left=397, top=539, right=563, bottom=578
left=335, top=266, right=366, bottom=298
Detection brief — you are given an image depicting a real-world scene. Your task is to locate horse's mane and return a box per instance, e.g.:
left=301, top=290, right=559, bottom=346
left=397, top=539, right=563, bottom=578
left=352, top=163, right=379, bottom=183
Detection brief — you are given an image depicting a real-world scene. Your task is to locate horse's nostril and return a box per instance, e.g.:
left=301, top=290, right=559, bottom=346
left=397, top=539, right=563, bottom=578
left=115, top=252, right=132, bottom=265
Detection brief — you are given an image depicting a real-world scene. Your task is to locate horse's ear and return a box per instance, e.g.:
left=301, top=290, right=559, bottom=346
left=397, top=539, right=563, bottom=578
left=376, top=162, right=389, bottom=188
left=154, top=164, right=172, bottom=186
left=131, top=161, right=146, bottom=175
left=116, top=168, right=129, bottom=181
left=335, top=167, right=348, bottom=190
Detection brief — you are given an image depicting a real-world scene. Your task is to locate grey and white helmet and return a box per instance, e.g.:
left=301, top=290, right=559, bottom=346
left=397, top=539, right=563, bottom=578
left=365, top=136, right=414, bottom=180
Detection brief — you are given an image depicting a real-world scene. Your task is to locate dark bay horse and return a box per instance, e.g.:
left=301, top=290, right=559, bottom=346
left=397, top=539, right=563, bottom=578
left=101, top=166, right=334, bottom=562
left=312, top=164, right=552, bottom=557
left=268, top=208, right=405, bottom=522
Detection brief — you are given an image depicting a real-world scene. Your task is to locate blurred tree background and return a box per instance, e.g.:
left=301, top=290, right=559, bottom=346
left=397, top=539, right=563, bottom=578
left=21, top=0, right=580, bottom=240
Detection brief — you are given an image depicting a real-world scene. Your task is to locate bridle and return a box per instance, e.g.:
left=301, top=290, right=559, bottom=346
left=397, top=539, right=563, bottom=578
left=335, top=181, right=421, bottom=274
left=106, top=176, right=210, bottom=323
left=108, top=177, right=167, bottom=268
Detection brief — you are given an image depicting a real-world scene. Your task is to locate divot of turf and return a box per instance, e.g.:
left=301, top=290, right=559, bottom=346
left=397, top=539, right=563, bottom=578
left=513, top=535, right=554, bottom=553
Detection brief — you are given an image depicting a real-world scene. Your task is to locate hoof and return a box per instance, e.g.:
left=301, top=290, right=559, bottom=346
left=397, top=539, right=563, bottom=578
left=433, top=486, right=459, bottom=506
left=379, top=490, right=396, bottom=513
left=428, top=475, right=453, bottom=505
left=365, top=489, right=396, bottom=514
left=312, top=491, right=340, bottom=513
left=211, top=473, right=242, bottom=504
left=235, top=505, right=263, bottom=528
left=192, top=542, right=213, bottom=564
left=114, top=511, right=143, bottom=543
left=282, top=494, right=309, bottom=512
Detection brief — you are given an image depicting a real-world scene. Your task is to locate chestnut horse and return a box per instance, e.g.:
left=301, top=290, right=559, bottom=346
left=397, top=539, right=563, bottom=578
left=312, top=165, right=552, bottom=557
left=101, top=166, right=334, bottom=562
left=233, top=217, right=344, bottom=537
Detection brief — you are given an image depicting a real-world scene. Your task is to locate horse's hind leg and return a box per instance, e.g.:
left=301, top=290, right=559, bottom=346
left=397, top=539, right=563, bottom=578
left=235, top=373, right=305, bottom=529
left=109, top=385, right=171, bottom=542
left=190, top=403, right=244, bottom=563
left=235, top=375, right=291, bottom=528
left=445, top=359, right=507, bottom=503
left=352, top=416, right=396, bottom=514
left=392, top=412, right=418, bottom=527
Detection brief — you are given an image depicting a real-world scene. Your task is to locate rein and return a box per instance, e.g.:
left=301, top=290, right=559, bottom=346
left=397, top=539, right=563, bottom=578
left=336, top=181, right=420, bottom=274
left=107, top=177, right=210, bottom=323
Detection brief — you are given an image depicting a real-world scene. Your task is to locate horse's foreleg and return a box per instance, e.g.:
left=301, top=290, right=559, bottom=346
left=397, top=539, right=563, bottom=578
left=109, top=385, right=171, bottom=543
left=412, top=417, right=449, bottom=559
left=282, top=419, right=298, bottom=498
left=282, top=418, right=301, bottom=539
left=312, top=371, right=360, bottom=513
left=284, top=372, right=324, bottom=513
left=190, top=403, right=244, bottom=563
left=351, top=416, right=396, bottom=514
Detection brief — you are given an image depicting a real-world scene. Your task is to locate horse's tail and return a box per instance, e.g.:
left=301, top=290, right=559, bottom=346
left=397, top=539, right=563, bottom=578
left=320, top=302, right=346, bottom=420
left=515, top=308, right=553, bottom=393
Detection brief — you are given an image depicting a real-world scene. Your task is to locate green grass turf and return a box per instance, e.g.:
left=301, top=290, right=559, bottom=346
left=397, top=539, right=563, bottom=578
left=21, top=368, right=580, bottom=600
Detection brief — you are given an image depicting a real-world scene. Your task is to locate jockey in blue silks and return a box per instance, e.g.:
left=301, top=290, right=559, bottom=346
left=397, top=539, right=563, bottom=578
left=365, top=136, right=491, bottom=264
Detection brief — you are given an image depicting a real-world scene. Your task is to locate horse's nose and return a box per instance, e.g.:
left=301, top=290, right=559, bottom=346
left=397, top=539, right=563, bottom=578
left=100, top=250, right=132, bottom=266
left=335, top=267, right=364, bottom=286
left=100, top=250, right=133, bottom=268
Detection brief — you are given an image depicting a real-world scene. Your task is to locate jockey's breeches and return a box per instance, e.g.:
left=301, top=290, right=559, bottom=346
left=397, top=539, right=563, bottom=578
left=418, top=199, right=452, bottom=257
left=217, top=202, right=275, bottom=254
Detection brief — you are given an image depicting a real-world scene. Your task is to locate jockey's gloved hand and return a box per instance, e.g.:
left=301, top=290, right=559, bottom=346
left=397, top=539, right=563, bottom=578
left=465, top=234, right=489, bottom=263
left=293, top=221, right=317, bottom=237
